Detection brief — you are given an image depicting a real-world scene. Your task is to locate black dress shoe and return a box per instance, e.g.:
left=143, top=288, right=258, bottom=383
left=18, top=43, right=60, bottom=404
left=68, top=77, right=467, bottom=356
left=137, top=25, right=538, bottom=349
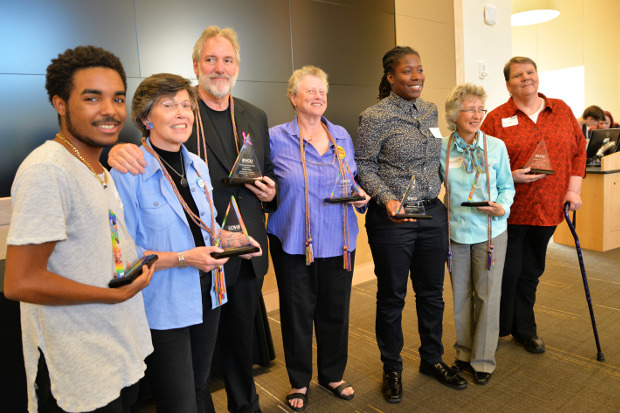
left=419, top=361, right=468, bottom=390
left=474, top=371, right=492, bottom=385
left=382, top=371, right=402, bottom=403
left=451, top=359, right=471, bottom=374
left=515, top=335, right=545, bottom=354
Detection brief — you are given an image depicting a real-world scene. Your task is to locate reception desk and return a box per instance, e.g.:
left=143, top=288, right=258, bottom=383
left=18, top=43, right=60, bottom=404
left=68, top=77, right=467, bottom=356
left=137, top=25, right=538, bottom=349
left=553, top=152, right=620, bottom=251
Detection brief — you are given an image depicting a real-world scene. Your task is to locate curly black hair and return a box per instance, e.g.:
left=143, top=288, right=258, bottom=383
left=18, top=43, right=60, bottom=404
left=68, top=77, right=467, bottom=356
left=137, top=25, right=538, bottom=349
left=45, top=45, right=127, bottom=105
left=378, top=46, right=420, bottom=100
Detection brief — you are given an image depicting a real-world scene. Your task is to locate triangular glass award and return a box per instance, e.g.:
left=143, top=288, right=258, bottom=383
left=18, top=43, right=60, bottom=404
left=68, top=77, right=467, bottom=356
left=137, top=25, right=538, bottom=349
left=394, top=175, right=432, bottom=219
left=325, top=160, right=365, bottom=203
left=211, top=196, right=260, bottom=258
left=461, top=172, right=490, bottom=207
left=223, top=132, right=264, bottom=184
left=524, top=139, right=555, bottom=175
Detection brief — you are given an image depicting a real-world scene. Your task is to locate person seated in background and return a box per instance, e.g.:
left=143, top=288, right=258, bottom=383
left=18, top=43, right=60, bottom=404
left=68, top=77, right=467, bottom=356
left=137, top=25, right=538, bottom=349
left=110, top=73, right=261, bottom=413
left=439, top=83, right=515, bottom=386
left=598, top=110, right=618, bottom=129
left=577, top=105, right=605, bottom=137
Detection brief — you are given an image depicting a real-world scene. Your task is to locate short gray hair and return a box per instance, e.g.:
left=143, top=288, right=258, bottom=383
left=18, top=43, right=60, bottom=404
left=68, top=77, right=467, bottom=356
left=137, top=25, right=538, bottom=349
left=192, top=26, right=241, bottom=65
left=444, top=83, right=487, bottom=131
left=287, top=66, right=329, bottom=109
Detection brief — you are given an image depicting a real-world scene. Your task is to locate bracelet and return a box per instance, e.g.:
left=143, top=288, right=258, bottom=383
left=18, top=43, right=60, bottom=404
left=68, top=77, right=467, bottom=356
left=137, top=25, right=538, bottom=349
left=178, top=251, right=186, bottom=269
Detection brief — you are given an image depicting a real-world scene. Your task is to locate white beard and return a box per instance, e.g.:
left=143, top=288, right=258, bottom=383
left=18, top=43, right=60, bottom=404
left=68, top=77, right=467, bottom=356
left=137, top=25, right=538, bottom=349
left=198, top=71, right=237, bottom=99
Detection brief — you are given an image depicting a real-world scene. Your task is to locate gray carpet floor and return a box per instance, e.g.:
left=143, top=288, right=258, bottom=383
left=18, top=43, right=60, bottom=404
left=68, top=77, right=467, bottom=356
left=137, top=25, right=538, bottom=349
left=144, top=241, right=620, bottom=412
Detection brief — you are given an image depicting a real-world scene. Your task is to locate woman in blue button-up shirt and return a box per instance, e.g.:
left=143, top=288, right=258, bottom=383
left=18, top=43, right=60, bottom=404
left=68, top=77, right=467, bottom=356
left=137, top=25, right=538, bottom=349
left=111, top=73, right=260, bottom=413
left=439, top=83, right=515, bottom=386
left=267, top=66, right=370, bottom=411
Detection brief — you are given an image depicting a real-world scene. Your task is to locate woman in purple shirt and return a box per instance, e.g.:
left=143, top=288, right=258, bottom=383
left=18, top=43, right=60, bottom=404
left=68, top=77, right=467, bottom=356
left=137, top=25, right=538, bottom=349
left=267, top=66, right=370, bottom=412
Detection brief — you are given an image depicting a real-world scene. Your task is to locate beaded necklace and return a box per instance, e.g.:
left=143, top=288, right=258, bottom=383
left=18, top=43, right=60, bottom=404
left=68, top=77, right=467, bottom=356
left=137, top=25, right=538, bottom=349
left=56, top=132, right=108, bottom=188
left=444, top=131, right=495, bottom=271
left=142, top=137, right=226, bottom=305
left=298, top=120, right=352, bottom=270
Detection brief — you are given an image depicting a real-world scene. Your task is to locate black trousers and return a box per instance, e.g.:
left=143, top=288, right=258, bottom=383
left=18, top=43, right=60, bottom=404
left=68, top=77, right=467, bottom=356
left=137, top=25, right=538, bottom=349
left=269, top=235, right=354, bottom=389
left=366, top=201, right=449, bottom=371
left=35, top=349, right=139, bottom=413
left=145, top=275, right=220, bottom=413
left=217, top=260, right=263, bottom=413
left=500, top=224, right=556, bottom=338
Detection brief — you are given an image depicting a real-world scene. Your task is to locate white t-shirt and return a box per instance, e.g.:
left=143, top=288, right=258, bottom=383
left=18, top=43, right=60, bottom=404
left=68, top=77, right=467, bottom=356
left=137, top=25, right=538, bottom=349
left=8, top=140, right=153, bottom=412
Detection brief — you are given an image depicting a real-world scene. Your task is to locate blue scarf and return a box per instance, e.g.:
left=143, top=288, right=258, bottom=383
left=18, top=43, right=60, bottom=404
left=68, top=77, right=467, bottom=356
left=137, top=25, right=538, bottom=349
left=453, top=131, right=487, bottom=173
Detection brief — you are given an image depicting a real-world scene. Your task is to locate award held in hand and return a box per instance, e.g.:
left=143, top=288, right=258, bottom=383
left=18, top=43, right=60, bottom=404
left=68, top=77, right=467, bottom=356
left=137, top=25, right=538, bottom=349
left=223, top=132, right=263, bottom=184
left=325, top=159, right=364, bottom=203
left=394, top=175, right=432, bottom=219
left=461, top=170, right=490, bottom=207
left=211, top=196, right=260, bottom=259
left=524, top=139, right=554, bottom=175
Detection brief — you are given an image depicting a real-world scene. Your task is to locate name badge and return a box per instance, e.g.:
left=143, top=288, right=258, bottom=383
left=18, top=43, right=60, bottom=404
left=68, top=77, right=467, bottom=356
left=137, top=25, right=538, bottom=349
left=429, top=127, right=443, bottom=139
left=449, top=156, right=463, bottom=169
left=501, top=116, right=518, bottom=127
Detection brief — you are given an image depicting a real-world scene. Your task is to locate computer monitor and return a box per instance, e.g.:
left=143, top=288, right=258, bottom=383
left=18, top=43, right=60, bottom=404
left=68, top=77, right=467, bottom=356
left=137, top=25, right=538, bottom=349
left=586, top=128, right=620, bottom=159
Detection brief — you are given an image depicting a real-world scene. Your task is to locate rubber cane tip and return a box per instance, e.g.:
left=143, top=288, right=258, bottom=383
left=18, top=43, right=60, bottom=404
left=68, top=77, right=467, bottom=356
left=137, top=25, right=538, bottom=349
left=597, top=353, right=605, bottom=362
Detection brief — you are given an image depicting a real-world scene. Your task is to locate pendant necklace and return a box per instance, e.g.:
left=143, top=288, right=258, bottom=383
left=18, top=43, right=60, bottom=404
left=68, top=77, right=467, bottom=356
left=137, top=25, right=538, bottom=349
left=158, top=153, right=188, bottom=187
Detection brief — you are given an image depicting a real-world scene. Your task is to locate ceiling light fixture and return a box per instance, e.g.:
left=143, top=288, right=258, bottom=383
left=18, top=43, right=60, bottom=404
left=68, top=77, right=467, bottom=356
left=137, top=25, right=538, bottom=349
left=511, top=0, right=560, bottom=26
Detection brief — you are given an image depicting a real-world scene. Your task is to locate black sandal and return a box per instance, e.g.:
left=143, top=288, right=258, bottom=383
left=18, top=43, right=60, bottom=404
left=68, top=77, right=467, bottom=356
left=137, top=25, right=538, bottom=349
left=320, top=381, right=355, bottom=401
left=286, top=391, right=308, bottom=412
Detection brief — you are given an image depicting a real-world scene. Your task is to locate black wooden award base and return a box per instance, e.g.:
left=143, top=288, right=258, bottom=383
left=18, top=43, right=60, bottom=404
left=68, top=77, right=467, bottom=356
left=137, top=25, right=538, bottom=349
left=394, top=213, right=432, bottom=219
left=324, top=195, right=365, bottom=203
left=211, top=246, right=260, bottom=259
left=461, top=201, right=491, bottom=207
left=527, top=168, right=555, bottom=175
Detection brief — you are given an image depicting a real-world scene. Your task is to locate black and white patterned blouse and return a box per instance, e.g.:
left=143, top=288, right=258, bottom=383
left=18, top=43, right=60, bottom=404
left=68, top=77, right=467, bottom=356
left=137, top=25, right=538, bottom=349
left=355, top=92, right=442, bottom=207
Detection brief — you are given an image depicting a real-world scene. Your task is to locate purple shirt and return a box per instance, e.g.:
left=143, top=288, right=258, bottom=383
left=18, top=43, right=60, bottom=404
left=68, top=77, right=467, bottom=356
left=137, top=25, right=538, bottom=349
left=267, top=117, right=360, bottom=258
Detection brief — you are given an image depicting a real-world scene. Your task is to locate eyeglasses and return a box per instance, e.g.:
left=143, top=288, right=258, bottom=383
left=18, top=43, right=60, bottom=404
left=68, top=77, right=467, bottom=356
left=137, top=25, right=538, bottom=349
left=459, top=108, right=487, bottom=114
left=159, top=100, right=195, bottom=112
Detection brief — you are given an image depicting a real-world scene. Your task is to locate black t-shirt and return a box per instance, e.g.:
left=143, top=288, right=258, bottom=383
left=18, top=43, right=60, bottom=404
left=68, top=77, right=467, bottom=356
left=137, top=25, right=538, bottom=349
left=151, top=143, right=205, bottom=248
left=204, top=104, right=237, bottom=166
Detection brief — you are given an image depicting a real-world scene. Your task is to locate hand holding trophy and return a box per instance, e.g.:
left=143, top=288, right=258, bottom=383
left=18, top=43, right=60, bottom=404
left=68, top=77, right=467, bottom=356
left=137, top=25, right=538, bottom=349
left=211, top=196, right=261, bottom=259
left=223, top=132, right=264, bottom=184
left=524, top=139, right=554, bottom=175
left=393, top=175, right=432, bottom=219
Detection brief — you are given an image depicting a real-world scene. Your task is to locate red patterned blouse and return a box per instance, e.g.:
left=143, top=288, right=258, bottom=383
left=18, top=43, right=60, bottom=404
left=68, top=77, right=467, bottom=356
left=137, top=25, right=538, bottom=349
left=481, top=93, right=586, bottom=226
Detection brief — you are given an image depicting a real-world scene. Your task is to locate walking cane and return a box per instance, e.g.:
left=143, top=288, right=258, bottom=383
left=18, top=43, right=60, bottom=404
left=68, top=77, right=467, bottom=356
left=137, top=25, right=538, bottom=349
left=563, top=202, right=605, bottom=361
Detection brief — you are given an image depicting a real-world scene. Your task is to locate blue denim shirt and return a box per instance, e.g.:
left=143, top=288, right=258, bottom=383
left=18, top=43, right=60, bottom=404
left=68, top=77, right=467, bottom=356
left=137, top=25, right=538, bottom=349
left=111, top=141, right=224, bottom=330
left=440, top=130, right=515, bottom=244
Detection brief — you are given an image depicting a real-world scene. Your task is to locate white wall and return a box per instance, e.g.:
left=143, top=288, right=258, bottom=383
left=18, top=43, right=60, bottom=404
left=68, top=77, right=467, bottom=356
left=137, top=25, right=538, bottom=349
left=512, top=0, right=620, bottom=121
left=458, top=0, right=513, bottom=112
left=395, top=0, right=457, bottom=135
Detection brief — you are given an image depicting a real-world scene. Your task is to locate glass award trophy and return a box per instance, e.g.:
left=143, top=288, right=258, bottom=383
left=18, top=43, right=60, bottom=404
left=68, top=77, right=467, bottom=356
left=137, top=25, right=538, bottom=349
left=211, top=196, right=260, bottom=259
left=325, top=160, right=365, bottom=203
left=461, top=171, right=490, bottom=207
left=223, top=132, right=263, bottom=184
left=394, top=175, right=432, bottom=219
left=525, top=139, right=555, bottom=175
